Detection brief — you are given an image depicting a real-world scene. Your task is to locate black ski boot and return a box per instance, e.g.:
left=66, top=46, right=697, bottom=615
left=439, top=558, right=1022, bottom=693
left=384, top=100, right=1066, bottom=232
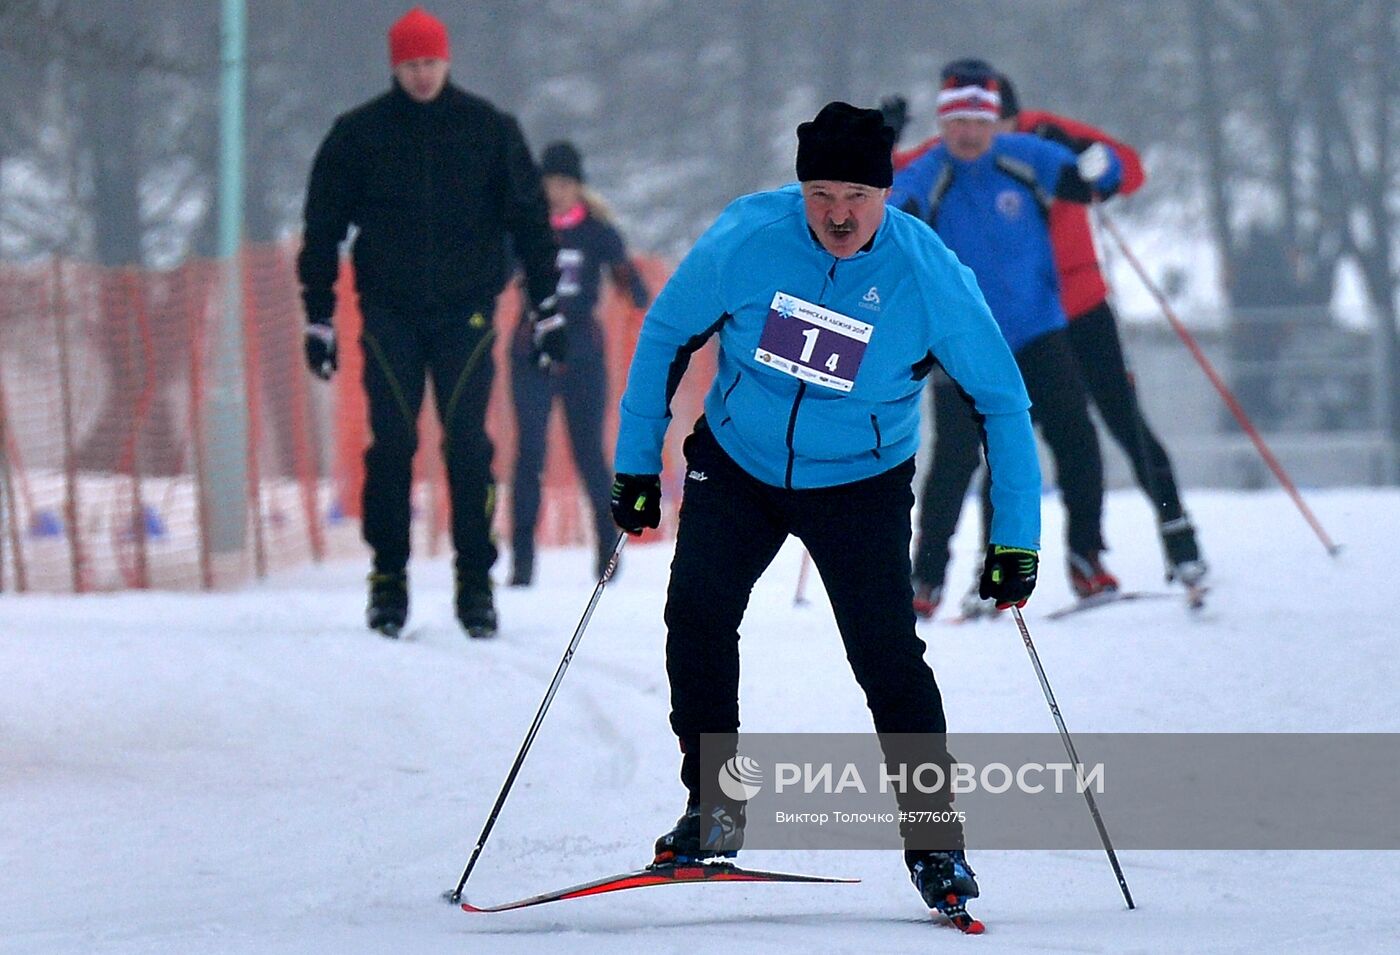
left=906, top=848, right=983, bottom=932
left=652, top=801, right=745, bottom=866
left=455, top=587, right=497, bottom=639
left=454, top=560, right=498, bottom=638
left=1161, top=517, right=1208, bottom=586
left=366, top=571, right=408, bottom=638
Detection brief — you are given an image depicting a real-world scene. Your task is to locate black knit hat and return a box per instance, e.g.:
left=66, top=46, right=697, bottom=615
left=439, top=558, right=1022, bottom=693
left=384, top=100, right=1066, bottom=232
left=795, top=102, right=895, bottom=189
left=540, top=141, right=584, bottom=182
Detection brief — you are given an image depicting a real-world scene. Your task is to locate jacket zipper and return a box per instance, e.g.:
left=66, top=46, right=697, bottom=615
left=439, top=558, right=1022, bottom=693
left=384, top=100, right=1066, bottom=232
left=423, top=126, right=436, bottom=307
left=786, top=258, right=839, bottom=487
left=784, top=381, right=807, bottom=489
left=870, top=414, right=883, bottom=459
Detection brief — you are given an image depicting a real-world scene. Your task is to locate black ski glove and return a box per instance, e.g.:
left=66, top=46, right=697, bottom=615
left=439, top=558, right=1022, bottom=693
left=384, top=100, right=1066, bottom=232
left=304, top=318, right=337, bottom=380
left=978, top=545, right=1039, bottom=609
left=528, top=295, right=568, bottom=371
left=879, top=95, right=909, bottom=143
left=610, top=473, right=661, bottom=535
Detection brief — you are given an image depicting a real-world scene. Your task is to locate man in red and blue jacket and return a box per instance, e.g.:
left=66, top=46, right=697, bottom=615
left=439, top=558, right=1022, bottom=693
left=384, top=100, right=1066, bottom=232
left=891, top=71, right=1206, bottom=592
left=888, top=59, right=1122, bottom=618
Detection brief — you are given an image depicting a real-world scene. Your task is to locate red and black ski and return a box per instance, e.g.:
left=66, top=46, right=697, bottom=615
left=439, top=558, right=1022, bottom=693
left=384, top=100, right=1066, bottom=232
left=459, top=861, right=858, bottom=913
left=931, top=892, right=986, bottom=934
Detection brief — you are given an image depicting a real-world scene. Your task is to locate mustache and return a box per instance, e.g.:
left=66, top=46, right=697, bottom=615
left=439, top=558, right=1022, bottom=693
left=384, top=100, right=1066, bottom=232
left=826, top=218, right=856, bottom=233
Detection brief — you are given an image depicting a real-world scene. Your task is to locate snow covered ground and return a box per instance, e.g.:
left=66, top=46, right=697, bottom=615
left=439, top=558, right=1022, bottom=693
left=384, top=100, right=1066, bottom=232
left=4, top=487, right=1399, bottom=953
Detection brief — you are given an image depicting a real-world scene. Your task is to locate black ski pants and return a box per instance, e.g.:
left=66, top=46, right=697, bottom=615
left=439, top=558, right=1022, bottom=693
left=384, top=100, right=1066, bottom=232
left=913, top=327, right=1105, bottom=588
left=359, top=303, right=498, bottom=591
left=668, top=422, right=960, bottom=844
left=1067, top=301, right=1187, bottom=526
left=509, top=330, right=614, bottom=565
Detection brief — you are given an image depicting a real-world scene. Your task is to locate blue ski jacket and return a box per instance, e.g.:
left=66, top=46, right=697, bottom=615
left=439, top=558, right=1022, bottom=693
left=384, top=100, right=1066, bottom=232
left=614, top=183, right=1042, bottom=550
left=888, top=133, right=1121, bottom=353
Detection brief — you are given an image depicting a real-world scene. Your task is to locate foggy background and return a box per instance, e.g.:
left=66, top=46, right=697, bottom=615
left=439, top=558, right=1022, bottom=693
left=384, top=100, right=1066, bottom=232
left=2, top=0, right=1398, bottom=486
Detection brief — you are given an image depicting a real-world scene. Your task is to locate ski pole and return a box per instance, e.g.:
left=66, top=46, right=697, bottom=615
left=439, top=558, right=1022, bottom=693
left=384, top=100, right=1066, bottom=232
left=793, top=548, right=812, bottom=606
left=1095, top=210, right=1341, bottom=557
left=445, top=531, right=628, bottom=904
left=1010, top=606, right=1135, bottom=910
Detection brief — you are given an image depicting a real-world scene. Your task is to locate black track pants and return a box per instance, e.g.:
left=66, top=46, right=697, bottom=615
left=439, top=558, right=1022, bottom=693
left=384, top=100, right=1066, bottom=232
left=359, top=304, right=498, bottom=589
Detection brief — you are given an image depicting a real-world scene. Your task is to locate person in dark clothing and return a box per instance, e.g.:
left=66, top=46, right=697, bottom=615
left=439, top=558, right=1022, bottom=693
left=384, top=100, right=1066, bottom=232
left=296, top=7, right=563, bottom=639
left=611, top=102, right=1044, bottom=922
left=508, top=142, right=650, bottom=587
left=889, top=59, right=1123, bottom=619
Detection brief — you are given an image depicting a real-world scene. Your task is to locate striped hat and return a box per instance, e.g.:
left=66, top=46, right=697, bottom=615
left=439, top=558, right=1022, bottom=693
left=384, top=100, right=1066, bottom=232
left=936, top=58, right=1001, bottom=122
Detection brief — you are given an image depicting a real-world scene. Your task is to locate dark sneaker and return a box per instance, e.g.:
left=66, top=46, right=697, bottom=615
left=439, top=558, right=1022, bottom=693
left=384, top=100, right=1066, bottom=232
left=652, top=801, right=745, bottom=865
left=1068, top=552, right=1120, bottom=599
left=508, top=553, right=533, bottom=588
left=906, top=848, right=980, bottom=908
left=367, top=571, right=408, bottom=637
left=1161, top=517, right=1208, bottom=585
left=912, top=581, right=942, bottom=620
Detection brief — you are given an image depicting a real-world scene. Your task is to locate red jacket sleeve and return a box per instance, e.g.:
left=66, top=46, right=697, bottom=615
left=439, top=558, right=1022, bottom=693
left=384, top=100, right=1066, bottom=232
left=1018, top=110, right=1145, bottom=196
left=893, top=136, right=940, bottom=172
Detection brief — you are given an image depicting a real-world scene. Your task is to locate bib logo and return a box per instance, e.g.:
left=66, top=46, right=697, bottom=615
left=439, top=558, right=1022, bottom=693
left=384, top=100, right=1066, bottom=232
left=859, top=286, right=881, bottom=311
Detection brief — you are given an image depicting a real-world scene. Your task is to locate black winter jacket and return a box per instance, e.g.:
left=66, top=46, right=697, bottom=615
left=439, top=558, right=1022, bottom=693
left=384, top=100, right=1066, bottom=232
left=298, top=81, right=558, bottom=322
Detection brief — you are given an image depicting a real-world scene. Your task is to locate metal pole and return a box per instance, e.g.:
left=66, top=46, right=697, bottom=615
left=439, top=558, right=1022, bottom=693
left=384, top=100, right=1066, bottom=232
left=0, top=376, right=8, bottom=594
left=206, top=0, right=249, bottom=558
left=1098, top=211, right=1342, bottom=556
left=793, top=549, right=812, bottom=606
left=1010, top=607, right=1135, bottom=910
left=447, top=533, right=628, bottom=904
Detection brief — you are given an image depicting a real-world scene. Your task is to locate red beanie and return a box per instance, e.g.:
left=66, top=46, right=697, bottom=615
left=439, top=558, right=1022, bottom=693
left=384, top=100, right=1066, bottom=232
left=389, top=7, right=450, bottom=67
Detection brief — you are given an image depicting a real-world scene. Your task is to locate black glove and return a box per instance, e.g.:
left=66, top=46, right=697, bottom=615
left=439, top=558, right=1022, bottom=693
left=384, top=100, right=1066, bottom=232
left=304, top=318, right=337, bottom=380
left=978, top=545, right=1039, bottom=609
left=610, top=473, right=661, bottom=535
left=879, top=95, right=909, bottom=143
left=528, top=296, right=568, bottom=371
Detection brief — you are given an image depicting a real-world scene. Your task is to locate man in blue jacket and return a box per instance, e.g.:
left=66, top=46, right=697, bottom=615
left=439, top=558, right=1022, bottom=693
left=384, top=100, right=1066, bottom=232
left=890, top=59, right=1123, bottom=620
left=609, top=102, right=1042, bottom=920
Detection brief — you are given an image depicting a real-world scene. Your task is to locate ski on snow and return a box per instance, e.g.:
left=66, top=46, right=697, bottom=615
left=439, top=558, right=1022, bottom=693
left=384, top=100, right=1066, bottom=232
left=1045, top=585, right=1211, bottom=620
left=455, top=861, right=858, bottom=913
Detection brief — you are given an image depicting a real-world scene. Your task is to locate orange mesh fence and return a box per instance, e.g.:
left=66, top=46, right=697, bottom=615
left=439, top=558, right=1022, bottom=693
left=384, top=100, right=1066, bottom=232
left=0, top=246, right=695, bottom=593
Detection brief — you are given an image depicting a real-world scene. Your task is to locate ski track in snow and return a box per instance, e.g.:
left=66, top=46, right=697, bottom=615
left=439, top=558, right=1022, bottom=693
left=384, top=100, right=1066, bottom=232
left=3, top=488, right=1399, bottom=953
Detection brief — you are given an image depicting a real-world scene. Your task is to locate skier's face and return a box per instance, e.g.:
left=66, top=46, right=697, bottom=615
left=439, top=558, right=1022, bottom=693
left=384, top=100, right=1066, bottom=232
left=801, top=180, right=889, bottom=258
left=544, top=175, right=583, bottom=216
left=941, top=117, right=997, bottom=161
left=394, top=57, right=449, bottom=102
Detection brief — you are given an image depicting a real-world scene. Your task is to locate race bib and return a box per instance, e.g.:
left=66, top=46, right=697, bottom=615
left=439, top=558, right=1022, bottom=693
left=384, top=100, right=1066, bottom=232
left=556, top=248, right=583, bottom=297
left=754, top=292, right=873, bottom=393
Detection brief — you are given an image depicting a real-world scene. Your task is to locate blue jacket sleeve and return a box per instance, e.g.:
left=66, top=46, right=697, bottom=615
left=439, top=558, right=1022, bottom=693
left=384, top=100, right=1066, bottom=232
left=613, top=209, right=737, bottom=475
left=888, top=155, right=938, bottom=220
left=917, top=252, right=1042, bottom=551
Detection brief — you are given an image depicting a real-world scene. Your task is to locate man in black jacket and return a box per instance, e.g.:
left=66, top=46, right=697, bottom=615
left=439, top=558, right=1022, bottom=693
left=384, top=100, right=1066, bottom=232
left=297, top=6, right=563, bottom=639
